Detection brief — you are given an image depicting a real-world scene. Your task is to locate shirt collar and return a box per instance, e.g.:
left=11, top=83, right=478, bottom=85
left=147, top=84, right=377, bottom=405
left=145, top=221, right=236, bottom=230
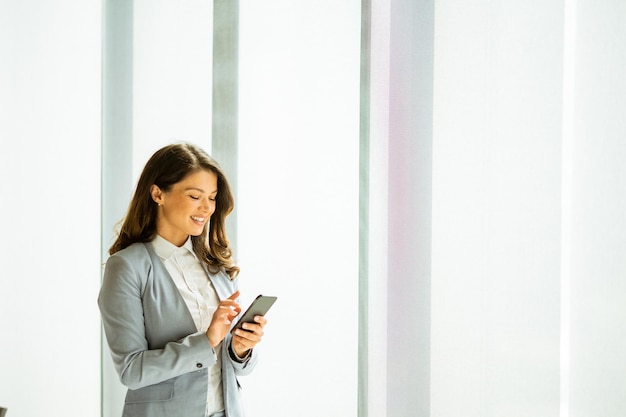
left=151, top=234, right=196, bottom=260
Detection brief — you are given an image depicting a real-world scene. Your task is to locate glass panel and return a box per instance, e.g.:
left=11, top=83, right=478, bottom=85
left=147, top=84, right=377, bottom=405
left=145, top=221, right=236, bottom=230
left=569, top=1, right=626, bottom=415
left=431, top=1, right=564, bottom=416
left=133, top=0, right=214, bottom=167
left=0, top=1, right=101, bottom=416
left=237, top=2, right=362, bottom=416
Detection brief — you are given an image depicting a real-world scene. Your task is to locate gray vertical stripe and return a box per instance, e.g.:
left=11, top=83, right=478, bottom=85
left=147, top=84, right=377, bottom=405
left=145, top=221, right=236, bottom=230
left=212, top=0, right=239, bottom=253
left=358, top=1, right=372, bottom=417
left=101, top=1, right=134, bottom=416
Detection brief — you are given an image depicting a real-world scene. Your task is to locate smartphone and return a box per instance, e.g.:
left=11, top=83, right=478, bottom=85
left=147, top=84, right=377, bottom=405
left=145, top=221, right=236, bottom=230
left=231, top=294, right=277, bottom=333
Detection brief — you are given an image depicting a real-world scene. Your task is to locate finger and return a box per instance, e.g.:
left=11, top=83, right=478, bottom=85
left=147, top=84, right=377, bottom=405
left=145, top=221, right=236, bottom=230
left=253, top=316, right=267, bottom=327
left=233, top=330, right=261, bottom=345
left=232, top=338, right=255, bottom=354
left=227, top=290, right=240, bottom=300
left=217, top=302, right=241, bottom=313
left=239, top=323, right=265, bottom=338
left=217, top=300, right=242, bottom=315
left=241, top=322, right=256, bottom=333
left=214, top=306, right=240, bottom=325
left=216, top=304, right=239, bottom=316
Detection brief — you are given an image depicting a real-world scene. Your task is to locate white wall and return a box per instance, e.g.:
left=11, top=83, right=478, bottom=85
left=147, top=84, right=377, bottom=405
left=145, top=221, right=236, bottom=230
left=237, top=1, right=361, bottom=416
left=132, top=0, right=215, bottom=167
left=431, top=1, right=563, bottom=415
left=3, top=1, right=625, bottom=417
left=569, top=1, right=626, bottom=415
left=373, top=0, right=626, bottom=416
left=0, top=1, right=101, bottom=415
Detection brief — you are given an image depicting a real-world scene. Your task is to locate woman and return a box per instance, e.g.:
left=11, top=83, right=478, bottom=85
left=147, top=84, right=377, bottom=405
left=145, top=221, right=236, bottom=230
left=98, top=143, right=266, bottom=417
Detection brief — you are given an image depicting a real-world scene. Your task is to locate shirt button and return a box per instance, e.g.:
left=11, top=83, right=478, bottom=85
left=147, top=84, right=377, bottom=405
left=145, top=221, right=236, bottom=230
left=196, top=363, right=203, bottom=368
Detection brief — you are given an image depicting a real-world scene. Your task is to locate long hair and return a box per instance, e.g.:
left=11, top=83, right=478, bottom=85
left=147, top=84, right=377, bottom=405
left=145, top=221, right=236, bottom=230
left=109, top=143, right=239, bottom=279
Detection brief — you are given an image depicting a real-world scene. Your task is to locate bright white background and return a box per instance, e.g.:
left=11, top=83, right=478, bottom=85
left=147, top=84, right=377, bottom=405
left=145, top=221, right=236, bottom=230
left=428, top=1, right=626, bottom=416
left=132, top=0, right=215, bottom=172
left=237, top=1, right=361, bottom=416
left=1, top=1, right=625, bottom=417
left=0, top=0, right=101, bottom=415
left=431, top=1, right=564, bottom=414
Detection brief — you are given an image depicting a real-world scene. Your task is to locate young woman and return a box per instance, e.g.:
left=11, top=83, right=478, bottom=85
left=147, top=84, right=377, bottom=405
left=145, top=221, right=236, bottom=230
left=98, top=143, right=266, bottom=417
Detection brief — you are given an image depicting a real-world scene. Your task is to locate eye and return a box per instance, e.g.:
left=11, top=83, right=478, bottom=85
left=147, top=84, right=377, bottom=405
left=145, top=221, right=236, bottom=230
left=189, top=195, right=200, bottom=200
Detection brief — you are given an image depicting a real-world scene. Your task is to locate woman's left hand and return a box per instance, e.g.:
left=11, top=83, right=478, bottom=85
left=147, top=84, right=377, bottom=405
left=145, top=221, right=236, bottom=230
left=231, top=315, right=267, bottom=358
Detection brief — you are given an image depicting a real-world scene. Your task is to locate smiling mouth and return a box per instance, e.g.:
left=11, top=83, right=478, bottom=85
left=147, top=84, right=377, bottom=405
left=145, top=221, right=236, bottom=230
left=191, top=216, right=205, bottom=224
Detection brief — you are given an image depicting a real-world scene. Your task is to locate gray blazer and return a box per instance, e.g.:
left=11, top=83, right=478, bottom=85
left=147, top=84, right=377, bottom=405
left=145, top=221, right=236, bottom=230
left=98, top=242, right=257, bottom=417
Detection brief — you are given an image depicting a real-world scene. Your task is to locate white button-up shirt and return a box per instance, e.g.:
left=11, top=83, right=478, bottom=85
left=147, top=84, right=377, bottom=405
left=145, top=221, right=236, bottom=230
left=151, top=234, right=224, bottom=415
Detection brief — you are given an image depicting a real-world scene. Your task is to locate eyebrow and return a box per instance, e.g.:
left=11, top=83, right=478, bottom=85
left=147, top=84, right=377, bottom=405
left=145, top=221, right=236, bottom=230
left=184, top=187, right=218, bottom=194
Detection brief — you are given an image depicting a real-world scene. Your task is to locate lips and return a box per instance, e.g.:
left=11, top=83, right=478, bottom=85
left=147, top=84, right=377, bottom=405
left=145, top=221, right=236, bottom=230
left=191, top=216, right=206, bottom=225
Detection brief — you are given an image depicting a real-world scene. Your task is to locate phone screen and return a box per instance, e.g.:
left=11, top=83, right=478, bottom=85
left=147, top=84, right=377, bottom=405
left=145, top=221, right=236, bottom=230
left=231, top=295, right=277, bottom=333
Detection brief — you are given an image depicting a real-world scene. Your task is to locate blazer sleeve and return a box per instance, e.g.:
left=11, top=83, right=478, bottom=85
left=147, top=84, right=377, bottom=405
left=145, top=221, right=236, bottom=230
left=98, top=251, right=217, bottom=390
left=224, top=331, right=259, bottom=376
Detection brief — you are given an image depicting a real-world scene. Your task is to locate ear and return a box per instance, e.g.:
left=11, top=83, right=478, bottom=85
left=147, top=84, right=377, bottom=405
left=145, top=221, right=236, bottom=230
left=150, top=184, right=164, bottom=205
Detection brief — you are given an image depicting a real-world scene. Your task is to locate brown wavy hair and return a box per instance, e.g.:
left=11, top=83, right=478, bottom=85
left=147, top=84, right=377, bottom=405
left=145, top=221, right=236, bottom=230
left=109, top=143, right=239, bottom=279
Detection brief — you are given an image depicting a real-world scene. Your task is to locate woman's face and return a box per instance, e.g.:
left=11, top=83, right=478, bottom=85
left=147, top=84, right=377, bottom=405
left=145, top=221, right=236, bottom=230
left=152, top=169, right=218, bottom=247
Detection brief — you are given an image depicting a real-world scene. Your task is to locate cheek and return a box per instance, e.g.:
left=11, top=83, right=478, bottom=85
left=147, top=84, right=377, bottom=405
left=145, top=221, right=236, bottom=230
left=170, top=199, right=194, bottom=216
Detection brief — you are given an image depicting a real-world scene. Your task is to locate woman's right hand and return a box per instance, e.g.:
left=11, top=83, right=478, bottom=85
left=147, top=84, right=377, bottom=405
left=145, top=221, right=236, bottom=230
left=206, top=291, right=242, bottom=348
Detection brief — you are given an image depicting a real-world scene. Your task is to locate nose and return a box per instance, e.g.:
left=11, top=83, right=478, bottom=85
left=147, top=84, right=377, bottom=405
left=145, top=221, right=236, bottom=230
left=201, top=197, right=214, bottom=213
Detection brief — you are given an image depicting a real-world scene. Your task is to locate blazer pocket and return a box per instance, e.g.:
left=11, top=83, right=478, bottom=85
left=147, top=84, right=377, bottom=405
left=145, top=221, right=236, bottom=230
left=125, top=380, right=174, bottom=404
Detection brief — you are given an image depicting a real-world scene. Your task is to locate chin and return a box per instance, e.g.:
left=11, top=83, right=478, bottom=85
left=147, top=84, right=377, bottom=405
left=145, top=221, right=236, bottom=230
left=190, top=227, right=205, bottom=237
